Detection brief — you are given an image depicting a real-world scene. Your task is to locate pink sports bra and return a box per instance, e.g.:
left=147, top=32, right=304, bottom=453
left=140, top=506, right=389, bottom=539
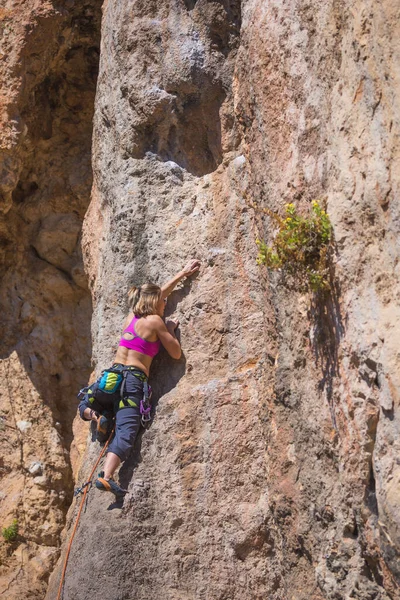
left=119, top=315, right=161, bottom=358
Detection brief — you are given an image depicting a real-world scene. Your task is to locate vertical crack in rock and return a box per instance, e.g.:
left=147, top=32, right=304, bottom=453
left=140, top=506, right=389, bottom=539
left=0, top=2, right=102, bottom=598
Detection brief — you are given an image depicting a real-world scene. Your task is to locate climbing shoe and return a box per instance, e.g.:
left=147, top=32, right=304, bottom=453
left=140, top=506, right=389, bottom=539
left=95, top=471, right=127, bottom=499
left=96, top=415, right=113, bottom=443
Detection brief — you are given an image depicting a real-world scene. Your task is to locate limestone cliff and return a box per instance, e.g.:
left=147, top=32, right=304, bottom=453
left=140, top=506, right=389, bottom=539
left=1, top=0, right=399, bottom=599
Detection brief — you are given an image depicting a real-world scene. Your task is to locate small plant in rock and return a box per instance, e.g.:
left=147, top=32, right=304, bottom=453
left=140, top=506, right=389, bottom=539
left=2, top=519, right=19, bottom=543
left=256, top=201, right=332, bottom=291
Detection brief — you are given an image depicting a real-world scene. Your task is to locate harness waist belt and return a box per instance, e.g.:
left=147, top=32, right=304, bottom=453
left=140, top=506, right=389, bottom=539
left=112, top=363, right=148, bottom=380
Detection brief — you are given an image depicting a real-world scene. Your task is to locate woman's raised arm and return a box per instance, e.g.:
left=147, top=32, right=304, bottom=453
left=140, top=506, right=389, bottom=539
left=161, top=259, right=200, bottom=298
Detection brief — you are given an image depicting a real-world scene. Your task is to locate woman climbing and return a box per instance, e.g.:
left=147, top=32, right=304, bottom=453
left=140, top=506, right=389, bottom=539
left=78, top=259, right=200, bottom=498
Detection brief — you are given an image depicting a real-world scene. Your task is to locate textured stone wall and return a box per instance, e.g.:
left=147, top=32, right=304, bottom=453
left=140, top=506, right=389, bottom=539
left=0, top=1, right=101, bottom=597
left=235, top=0, right=400, bottom=597
left=0, top=0, right=398, bottom=598
left=46, top=1, right=400, bottom=600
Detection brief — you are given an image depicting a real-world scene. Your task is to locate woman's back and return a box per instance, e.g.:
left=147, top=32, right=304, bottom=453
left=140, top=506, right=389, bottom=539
left=121, top=313, right=160, bottom=350
left=115, top=313, right=161, bottom=375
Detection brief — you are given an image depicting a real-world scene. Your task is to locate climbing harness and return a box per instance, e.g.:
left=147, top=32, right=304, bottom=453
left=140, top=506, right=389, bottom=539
left=115, top=365, right=153, bottom=426
left=56, top=425, right=115, bottom=600
left=78, top=364, right=153, bottom=427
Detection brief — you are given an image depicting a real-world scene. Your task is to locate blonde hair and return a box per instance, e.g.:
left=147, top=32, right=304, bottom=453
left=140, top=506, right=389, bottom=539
left=128, top=283, right=162, bottom=317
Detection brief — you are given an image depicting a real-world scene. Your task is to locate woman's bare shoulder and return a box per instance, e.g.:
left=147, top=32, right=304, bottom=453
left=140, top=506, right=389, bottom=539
left=145, top=314, right=164, bottom=328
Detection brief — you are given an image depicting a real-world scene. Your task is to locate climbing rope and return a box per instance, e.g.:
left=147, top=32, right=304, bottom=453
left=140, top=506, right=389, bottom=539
left=56, top=425, right=115, bottom=600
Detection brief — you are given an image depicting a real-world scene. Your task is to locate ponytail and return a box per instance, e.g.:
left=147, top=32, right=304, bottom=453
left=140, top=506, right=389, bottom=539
left=127, top=283, right=161, bottom=317
left=128, top=286, right=141, bottom=310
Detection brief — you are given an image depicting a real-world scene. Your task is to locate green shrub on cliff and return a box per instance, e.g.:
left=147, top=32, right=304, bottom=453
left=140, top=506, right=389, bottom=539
left=2, top=519, right=19, bottom=543
left=256, top=201, right=332, bottom=291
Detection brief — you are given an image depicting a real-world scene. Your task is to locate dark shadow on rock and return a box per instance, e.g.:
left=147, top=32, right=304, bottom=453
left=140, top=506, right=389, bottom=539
left=122, top=0, right=242, bottom=175
left=309, top=263, right=344, bottom=430
left=150, top=350, right=187, bottom=405
left=382, top=407, right=394, bottom=421
left=164, top=276, right=195, bottom=314
left=107, top=498, right=125, bottom=510
left=182, top=0, right=242, bottom=57
left=126, top=80, right=225, bottom=177
left=90, top=420, right=98, bottom=442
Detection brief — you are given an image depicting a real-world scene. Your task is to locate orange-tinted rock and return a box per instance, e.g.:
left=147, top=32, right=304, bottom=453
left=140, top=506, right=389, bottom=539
left=0, top=2, right=101, bottom=597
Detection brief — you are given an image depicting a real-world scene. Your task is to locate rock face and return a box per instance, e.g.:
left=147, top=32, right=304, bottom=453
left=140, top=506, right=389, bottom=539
left=0, top=1, right=101, bottom=597
left=43, top=1, right=400, bottom=600
left=1, top=0, right=399, bottom=599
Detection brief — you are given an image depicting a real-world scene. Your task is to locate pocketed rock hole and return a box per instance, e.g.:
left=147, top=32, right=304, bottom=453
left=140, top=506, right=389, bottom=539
left=149, top=84, right=226, bottom=176
left=116, top=0, right=242, bottom=176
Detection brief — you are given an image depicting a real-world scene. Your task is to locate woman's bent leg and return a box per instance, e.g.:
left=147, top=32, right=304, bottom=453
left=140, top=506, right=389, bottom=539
left=78, top=380, right=114, bottom=421
left=105, top=406, right=141, bottom=478
left=103, top=452, right=121, bottom=479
